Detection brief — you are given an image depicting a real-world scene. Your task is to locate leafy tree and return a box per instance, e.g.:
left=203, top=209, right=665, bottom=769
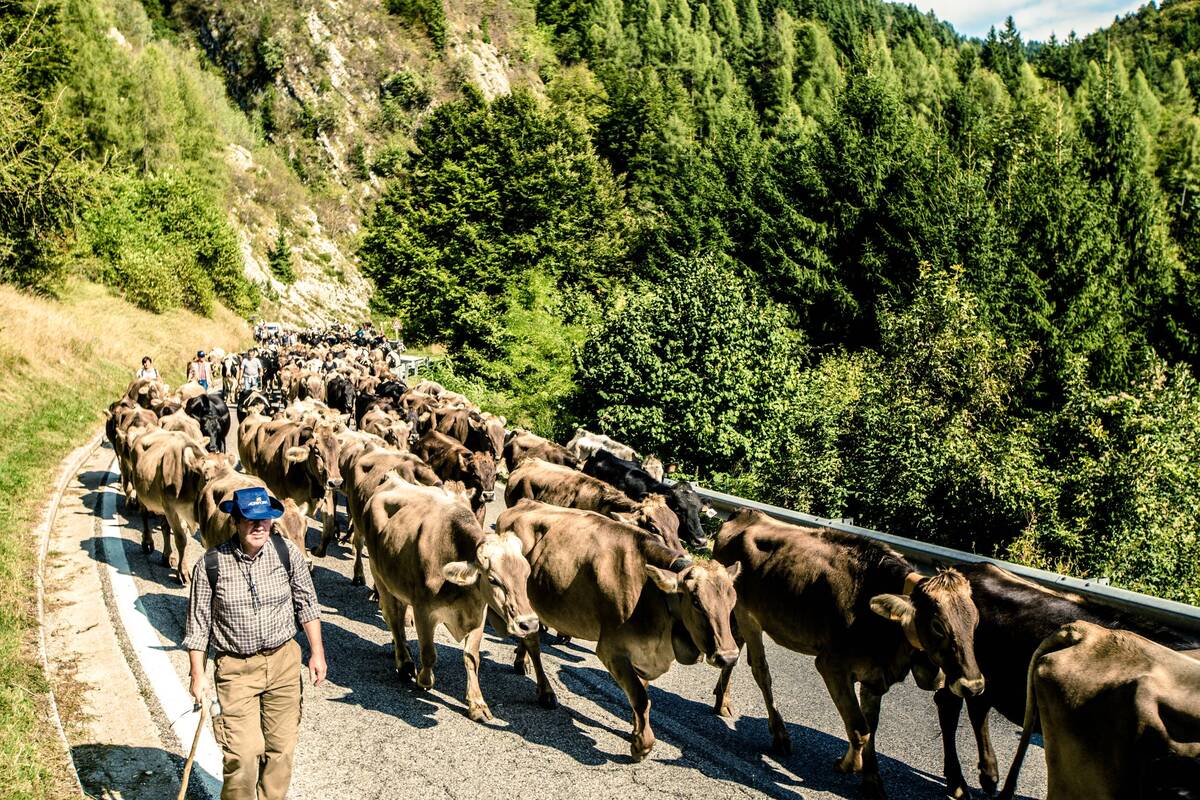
left=574, top=255, right=802, bottom=474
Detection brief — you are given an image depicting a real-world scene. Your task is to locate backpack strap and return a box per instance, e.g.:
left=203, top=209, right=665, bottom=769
left=270, top=532, right=293, bottom=580
left=204, top=548, right=220, bottom=645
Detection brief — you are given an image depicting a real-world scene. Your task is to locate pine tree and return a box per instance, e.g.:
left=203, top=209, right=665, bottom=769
left=267, top=225, right=296, bottom=284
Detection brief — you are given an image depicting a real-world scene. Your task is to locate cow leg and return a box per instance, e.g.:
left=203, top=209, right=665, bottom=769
left=377, top=589, right=416, bottom=681
left=521, top=631, right=558, bottom=709
left=743, top=618, right=790, bottom=755
left=815, top=655, right=869, bottom=776
left=601, top=650, right=654, bottom=762
left=935, top=688, right=970, bottom=799
left=966, top=695, right=999, bottom=795
left=166, top=510, right=190, bottom=585
left=413, top=610, right=438, bottom=690
left=350, top=525, right=366, bottom=586
left=461, top=624, right=493, bottom=722
left=712, top=606, right=747, bottom=718
left=858, top=684, right=888, bottom=800
left=314, top=494, right=337, bottom=558
left=138, top=507, right=154, bottom=555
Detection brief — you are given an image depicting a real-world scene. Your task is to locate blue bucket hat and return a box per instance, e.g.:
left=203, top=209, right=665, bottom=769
left=219, top=487, right=284, bottom=520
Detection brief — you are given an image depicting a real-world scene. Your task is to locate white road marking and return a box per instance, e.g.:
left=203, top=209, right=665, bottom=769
left=98, top=458, right=224, bottom=798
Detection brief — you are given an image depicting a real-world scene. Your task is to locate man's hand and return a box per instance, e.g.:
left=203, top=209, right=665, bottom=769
left=308, top=650, right=327, bottom=686
left=188, top=650, right=209, bottom=706
left=190, top=673, right=210, bottom=706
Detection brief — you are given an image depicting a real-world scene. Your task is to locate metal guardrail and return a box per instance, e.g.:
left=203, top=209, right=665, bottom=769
left=691, top=485, right=1200, bottom=636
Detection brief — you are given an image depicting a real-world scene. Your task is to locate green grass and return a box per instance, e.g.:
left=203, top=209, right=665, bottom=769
left=0, top=280, right=249, bottom=799
left=0, top=369, right=128, bottom=799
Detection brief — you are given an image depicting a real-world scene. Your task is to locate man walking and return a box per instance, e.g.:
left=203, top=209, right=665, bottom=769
left=184, top=487, right=327, bottom=800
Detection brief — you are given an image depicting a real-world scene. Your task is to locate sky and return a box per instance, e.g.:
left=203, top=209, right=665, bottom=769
left=919, top=0, right=1149, bottom=41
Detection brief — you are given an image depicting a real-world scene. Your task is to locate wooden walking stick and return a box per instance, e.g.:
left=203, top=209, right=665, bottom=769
left=177, top=700, right=210, bottom=800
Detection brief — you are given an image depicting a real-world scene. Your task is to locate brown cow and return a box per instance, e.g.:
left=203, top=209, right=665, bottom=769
left=107, top=400, right=160, bottom=506
left=413, top=430, right=495, bottom=523
left=434, top=407, right=506, bottom=462
left=361, top=407, right=413, bottom=451
left=337, top=441, right=443, bottom=582
left=496, top=498, right=740, bottom=760
left=502, top=430, right=577, bottom=473
left=242, top=417, right=344, bottom=547
left=711, top=509, right=984, bottom=800
left=124, top=378, right=169, bottom=409
left=1000, top=621, right=1200, bottom=800
left=361, top=476, right=539, bottom=721
left=160, top=407, right=203, bottom=441
left=505, top=459, right=683, bottom=554
left=124, top=428, right=221, bottom=584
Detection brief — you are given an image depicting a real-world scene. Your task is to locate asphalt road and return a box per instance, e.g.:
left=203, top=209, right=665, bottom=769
left=102, top=414, right=1049, bottom=800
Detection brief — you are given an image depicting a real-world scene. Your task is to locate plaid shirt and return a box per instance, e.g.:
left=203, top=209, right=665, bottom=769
left=183, top=536, right=320, bottom=656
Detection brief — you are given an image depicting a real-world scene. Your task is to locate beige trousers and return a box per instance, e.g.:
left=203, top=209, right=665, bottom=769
left=212, top=639, right=303, bottom=800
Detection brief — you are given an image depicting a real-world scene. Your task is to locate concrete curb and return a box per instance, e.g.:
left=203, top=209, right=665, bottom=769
left=34, top=430, right=104, bottom=798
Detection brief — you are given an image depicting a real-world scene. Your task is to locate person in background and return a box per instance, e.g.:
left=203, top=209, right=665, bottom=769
left=188, top=351, right=211, bottom=391
left=135, top=356, right=159, bottom=381
left=237, top=347, right=264, bottom=393
left=184, top=486, right=326, bottom=800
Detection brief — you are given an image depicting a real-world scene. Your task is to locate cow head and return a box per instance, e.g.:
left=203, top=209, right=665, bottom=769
left=459, top=451, right=496, bottom=503
left=443, top=532, right=539, bottom=637
left=870, top=569, right=984, bottom=698
left=286, top=422, right=344, bottom=491
left=614, top=494, right=683, bottom=552
left=647, top=560, right=740, bottom=669
left=667, top=483, right=708, bottom=548
left=484, top=415, right=506, bottom=460
left=185, top=394, right=230, bottom=453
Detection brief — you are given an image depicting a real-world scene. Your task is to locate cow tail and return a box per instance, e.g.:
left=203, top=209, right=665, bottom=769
left=999, top=623, right=1079, bottom=800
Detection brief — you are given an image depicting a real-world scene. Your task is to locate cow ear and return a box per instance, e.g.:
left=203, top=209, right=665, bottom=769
left=442, top=561, right=481, bottom=586
left=724, top=561, right=741, bottom=582
left=645, top=564, right=681, bottom=594
left=870, top=594, right=914, bottom=624
left=611, top=511, right=638, bottom=526
left=285, top=446, right=309, bottom=463
left=457, top=451, right=471, bottom=472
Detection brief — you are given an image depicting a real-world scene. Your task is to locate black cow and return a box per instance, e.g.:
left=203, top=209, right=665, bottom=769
left=934, top=561, right=1200, bottom=799
left=376, top=379, right=408, bottom=405
left=326, top=374, right=356, bottom=420
left=184, top=393, right=232, bottom=453
left=583, top=449, right=707, bottom=547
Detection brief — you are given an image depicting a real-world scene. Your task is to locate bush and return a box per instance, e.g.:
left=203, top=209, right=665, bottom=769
left=267, top=225, right=296, bottom=283
left=83, top=174, right=257, bottom=315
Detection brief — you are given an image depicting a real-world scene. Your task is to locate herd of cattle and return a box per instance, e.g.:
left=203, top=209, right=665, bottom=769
left=100, top=335, right=1200, bottom=800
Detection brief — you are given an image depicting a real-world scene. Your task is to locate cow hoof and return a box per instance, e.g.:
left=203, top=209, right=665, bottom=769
left=513, top=655, right=527, bottom=675
left=714, top=699, right=734, bottom=718
left=980, top=775, right=998, bottom=796
left=537, top=692, right=558, bottom=710
left=772, top=736, right=792, bottom=758
left=397, top=663, right=416, bottom=683
left=312, top=545, right=328, bottom=558
left=141, top=540, right=152, bottom=555
left=417, top=670, right=434, bottom=690
left=630, top=736, right=655, bottom=762
left=468, top=703, right=493, bottom=722
left=351, top=574, right=364, bottom=587
left=554, top=632, right=572, bottom=645
left=367, top=589, right=379, bottom=603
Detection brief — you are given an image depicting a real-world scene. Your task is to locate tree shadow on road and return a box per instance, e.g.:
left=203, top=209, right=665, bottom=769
left=72, top=742, right=216, bottom=800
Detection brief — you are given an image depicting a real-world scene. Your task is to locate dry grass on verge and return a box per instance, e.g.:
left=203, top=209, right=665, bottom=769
left=0, top=280, right=249, bottom=799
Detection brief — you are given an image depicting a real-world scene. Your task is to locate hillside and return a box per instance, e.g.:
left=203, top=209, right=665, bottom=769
left=143, top=0, right=1200, bottom=603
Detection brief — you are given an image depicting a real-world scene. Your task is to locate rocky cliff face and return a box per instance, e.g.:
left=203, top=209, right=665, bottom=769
left=159, top=0, right=550, bottom=324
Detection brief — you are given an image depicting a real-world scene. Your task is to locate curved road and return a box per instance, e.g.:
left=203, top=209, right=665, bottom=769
left=69, top=419, right=1049, bottom=800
